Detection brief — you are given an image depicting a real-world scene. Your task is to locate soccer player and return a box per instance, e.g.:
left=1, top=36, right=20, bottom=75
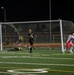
left=64, top=32, right=74, bottom=53
left=17, top=35, right=24, bottom=46
left=28, top=29, right=34, bottom=53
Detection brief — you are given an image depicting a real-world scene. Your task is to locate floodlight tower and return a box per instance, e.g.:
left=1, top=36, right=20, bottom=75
left=1, top=7, right=7, bottom=40
left=1, top=7, right=7, bottom=22
left=49, top=0, right=52, bottom=42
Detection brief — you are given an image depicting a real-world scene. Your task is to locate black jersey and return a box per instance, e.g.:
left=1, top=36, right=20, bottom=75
left=28, top=32, right=34, bottom=45
left=28, top=32, right=34, bottom=40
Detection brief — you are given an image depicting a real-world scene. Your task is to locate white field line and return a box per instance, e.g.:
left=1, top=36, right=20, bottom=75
left=0, top=69, right=74, bottom=74
left=0, top=56, right=74, bottom=60
left=0, top=62, right=74, bottom=67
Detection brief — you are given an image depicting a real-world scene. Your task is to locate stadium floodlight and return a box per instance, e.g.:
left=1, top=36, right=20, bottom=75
left=1, top=7, right=7, bottom=42
left=1, top=7, right=7, bottom=22
left=49, top=0, right=52, bottom=42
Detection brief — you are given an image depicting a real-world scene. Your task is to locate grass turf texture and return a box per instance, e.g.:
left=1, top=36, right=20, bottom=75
left=0, top=48, right=74, bottom=75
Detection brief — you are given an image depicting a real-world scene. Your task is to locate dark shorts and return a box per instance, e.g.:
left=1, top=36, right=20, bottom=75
left=29, top=39, right=34, bottom=45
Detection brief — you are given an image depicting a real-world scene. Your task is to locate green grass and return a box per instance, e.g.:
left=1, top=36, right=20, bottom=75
left=0, top=48, right=74, bottom=75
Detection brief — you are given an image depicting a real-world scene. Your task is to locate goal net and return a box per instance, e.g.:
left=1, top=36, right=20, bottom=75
left=0, top=20, right=74, bottom=52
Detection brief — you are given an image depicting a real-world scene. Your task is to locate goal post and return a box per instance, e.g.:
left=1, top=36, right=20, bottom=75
left=0, top=19, right=74, bottom=52
left=60, top=20, right=64, bottom=52
left=0, top=23, right=3, bottom=51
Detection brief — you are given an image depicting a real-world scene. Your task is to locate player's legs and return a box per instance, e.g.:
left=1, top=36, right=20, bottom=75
left=29, top=40, right=33, bottom=53
left=69, top=43, right=74, bottom=53
left=64, top=42, right=73, bottom=53
left=64, top=42, right=70, bottom=52
left=29, top=43, right=33, bottom=53
left=30, top=44, right=33, bottom=53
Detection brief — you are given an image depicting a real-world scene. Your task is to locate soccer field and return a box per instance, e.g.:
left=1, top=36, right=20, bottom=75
left=0, top=48, right=74, bottom=75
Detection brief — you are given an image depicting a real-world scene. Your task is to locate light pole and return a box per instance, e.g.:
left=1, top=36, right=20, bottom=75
left=1, top=7, right=7, bottom=22
left=49, top=0, right=52, bottom=42
left=49, top=0, right=51, bottom=21
left=1, top=7, right=7, bottom=40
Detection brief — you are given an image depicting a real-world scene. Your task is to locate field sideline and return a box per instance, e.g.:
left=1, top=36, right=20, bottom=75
left=0, top=48, right=74, bottom=75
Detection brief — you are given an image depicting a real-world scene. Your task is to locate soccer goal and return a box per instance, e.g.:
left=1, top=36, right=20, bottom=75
left=0, top=19, right=74, bottom=52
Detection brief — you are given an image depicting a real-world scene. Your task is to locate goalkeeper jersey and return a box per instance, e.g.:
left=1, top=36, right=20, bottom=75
left=67, top=35, right=74, bottom=43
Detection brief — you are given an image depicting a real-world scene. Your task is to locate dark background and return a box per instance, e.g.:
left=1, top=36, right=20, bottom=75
left=0, top=0, right=74, bottom=22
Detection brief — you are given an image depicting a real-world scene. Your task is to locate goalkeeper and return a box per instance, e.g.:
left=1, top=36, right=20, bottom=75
left=65, top=32, right=74, bottom=53
left=17, top=35, right=24, bottom=46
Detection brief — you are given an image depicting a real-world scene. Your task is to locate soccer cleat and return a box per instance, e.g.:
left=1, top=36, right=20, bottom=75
left=64, top=49, right=66, bottom=51
left=63, top=49, right=66, bottom=52
left=62, top=49, right=66, bottom=54
left=69, top=50, right=73, bottom=53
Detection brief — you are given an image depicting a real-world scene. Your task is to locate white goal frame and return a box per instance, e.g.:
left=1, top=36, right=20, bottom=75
left=0, top=19, right=64, bottom=52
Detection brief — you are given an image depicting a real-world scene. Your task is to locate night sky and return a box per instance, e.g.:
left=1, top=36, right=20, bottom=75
left=0, top=0, right=74, bottom=22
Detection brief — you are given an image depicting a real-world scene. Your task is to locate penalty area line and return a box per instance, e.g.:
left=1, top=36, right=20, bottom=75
left=0, top=62, right=74, bottom=67
left=1, top=56, right=74, bottom=60
left=0, top=68, right=49, bottom=74
left=49, top=69, right=74, bottom=73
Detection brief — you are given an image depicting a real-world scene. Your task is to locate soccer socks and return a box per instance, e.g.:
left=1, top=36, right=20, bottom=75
left=30, top=47, right=32, bottom=53
left=69, top=47, right=73, bottom=53
left=63, top=47, right=73, bottom=54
